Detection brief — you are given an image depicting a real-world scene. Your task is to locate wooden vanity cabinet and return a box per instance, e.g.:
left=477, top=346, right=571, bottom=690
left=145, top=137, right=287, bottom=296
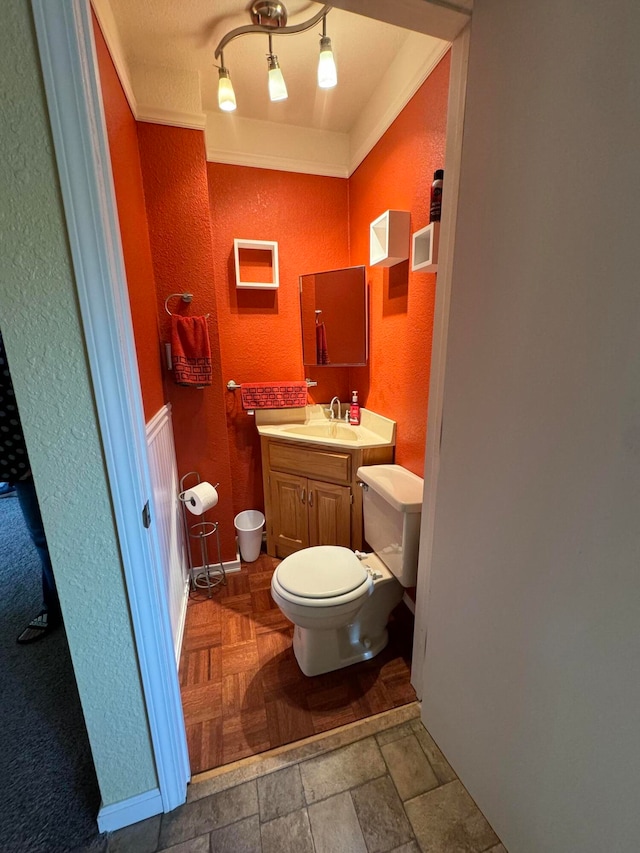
left=261, top=436, right=394, bottom=559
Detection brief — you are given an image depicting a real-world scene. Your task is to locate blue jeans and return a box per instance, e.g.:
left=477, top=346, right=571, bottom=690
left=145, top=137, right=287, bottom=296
left=15, top=477, right=61, bottom=626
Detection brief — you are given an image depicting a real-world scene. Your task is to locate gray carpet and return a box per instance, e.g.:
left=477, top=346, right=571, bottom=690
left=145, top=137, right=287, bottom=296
left=0, top=494, right=103, bottom=852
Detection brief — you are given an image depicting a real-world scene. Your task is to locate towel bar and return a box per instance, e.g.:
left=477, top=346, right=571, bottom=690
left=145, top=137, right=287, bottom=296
left=226, top=378, right=317, bottom=391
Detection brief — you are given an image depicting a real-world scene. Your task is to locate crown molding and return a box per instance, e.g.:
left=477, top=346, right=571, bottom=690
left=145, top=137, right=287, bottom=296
left=90, top=0, right=138, bottom=118
left=137, top=106, right=207, bottom=132
left=205, top=113, right=350, bottom=178
left=205, top=147, right=349, bottom=179
left=91, top=0, right=449, bottom=179
left=349, top=36, right=451, bottom=175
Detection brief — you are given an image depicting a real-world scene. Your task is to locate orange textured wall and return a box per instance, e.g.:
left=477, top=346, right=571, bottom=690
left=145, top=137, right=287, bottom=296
left=137, top=124, right=236, bottom=561
left=92, top=14, right=165, bottom=421
left=207, top=164, right=350, bottom=516
left=349, top=52, right=451, bottom=477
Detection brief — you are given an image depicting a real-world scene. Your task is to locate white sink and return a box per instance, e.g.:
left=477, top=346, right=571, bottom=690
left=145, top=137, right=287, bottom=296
left=283, top=423, right=360, bottom=442
left=255, top=405, right=396, bottom=449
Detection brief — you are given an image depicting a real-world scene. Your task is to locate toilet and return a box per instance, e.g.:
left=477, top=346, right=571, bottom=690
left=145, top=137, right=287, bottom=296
left=270, top=464, right=423, bottom=676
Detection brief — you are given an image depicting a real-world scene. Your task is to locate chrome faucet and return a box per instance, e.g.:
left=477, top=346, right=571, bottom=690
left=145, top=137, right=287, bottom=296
left=328, top=396, right=341, bottom=420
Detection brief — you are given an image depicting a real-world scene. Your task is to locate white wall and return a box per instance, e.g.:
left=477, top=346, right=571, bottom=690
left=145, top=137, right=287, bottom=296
left=422, top=1, right=640, bottom=851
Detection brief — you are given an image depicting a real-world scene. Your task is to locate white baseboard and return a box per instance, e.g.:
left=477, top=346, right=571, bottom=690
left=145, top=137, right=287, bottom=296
left=98, top=787, right=163, bottom=833
left=191, top=553, right=242, bottom=576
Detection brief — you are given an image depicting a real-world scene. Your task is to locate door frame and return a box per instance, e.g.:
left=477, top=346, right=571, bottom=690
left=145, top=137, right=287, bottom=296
left=411, top=25, right=471, bottom=700
left=31, top=0, right=190, bottom=827
left=31, top=0, right=470, bottom=825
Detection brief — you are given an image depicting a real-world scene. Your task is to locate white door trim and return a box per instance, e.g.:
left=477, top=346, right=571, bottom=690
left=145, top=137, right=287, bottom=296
left=411, top=24, right=471, bottom=700
left=31, top=0, right=190, bottom=818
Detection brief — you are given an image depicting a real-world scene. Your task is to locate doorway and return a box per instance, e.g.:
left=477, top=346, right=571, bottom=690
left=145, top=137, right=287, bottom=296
left=32, top=0, right=470, bottom=820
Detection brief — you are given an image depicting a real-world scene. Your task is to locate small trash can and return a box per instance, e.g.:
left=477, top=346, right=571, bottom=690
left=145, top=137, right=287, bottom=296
left=234, top=510, right=265, bottom=563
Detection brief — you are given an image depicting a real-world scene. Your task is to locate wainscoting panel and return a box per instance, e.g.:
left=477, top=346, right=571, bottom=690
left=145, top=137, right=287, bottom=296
left=146, top=404, right=188, bottom=661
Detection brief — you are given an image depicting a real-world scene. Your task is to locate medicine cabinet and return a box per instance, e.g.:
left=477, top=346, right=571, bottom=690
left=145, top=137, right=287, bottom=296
left=300, top=266, right=368, bottom=367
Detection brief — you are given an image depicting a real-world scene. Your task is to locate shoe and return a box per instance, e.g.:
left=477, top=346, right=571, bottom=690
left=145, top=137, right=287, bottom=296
left=17, top=610, right=56, bottom=644
left=0, top=482, right=16, bottom=498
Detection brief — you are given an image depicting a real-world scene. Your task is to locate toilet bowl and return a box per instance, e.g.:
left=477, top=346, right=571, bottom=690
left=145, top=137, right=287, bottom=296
left=271, top=546, right=403, bottom=676
left=270, top=464, right=424, bottom=677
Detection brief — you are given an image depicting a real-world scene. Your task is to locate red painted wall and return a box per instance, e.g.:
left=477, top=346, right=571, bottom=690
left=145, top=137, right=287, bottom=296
left=207, top=53, right=450, bottom=509
left=96, top=17, right=449, bottom=549
left=207, top=164, right=351, bottom=517
left=137, top=124, right=236, bottom=561
left=92, top=14, right=165, bottom=421
left=349, top=52, right=451, bottom=476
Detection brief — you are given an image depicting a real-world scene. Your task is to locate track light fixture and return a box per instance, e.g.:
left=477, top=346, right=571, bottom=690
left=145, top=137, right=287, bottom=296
left=214, top=1, right=335, bottom=112
left=267, top=34, right=288, bottom=101
left=217, top=51, right=237, bottom=111
left=317, top=14, right=337, bottom=89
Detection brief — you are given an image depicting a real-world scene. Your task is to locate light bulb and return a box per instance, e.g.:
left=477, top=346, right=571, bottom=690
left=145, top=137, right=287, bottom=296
left=218, top=67, right=236, bottom=112
left=267, top=55, right=288, bottom=102
left=318, top=36, right=337, bottom=89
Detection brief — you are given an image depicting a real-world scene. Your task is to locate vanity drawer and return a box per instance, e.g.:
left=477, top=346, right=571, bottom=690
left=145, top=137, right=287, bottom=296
left=268, top=441, right=351, bottom=484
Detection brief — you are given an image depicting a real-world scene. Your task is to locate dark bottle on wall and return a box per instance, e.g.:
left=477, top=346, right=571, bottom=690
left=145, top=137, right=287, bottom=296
left=429, top=169, right=444, bottom=222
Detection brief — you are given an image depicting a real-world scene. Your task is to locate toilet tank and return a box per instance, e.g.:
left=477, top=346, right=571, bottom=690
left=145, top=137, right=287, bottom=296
left=357, top=464, right=423, bottom=587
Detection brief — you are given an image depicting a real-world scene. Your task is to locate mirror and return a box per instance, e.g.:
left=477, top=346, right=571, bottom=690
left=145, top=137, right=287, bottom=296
left=300, top=266, right=368, bottom=366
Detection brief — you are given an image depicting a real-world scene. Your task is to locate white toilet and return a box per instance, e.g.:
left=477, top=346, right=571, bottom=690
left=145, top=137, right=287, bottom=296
left=270, top=464, right=423, bottom=676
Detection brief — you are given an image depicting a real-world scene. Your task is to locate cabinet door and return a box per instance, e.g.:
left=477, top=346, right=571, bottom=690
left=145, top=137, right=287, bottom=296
left=308, top=479, right=351, bottom=548
left=270, top=470, right=309, bottom=558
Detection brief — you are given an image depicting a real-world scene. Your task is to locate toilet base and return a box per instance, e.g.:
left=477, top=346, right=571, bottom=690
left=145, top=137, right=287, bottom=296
left=293, top=622, right=390, bottom=677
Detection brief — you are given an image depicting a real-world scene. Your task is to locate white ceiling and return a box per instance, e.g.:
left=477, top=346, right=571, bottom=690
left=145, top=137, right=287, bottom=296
left=93, top=0, right=457, bottom=176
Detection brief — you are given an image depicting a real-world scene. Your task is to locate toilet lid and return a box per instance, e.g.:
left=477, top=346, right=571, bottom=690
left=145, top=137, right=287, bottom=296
left=277, top=546, right=368, bottom=599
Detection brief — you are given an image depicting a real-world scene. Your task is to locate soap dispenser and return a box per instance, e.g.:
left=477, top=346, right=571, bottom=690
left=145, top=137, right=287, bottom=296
left=349, top=390, right=361, bottom=425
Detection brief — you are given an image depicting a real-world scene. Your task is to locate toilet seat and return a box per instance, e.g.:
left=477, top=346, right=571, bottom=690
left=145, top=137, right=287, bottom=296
left=273, top=546, right=372, bottom=608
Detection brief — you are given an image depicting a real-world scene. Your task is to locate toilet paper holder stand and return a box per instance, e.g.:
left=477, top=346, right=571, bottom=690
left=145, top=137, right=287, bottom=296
left=179, top=471, right=226, bottom=597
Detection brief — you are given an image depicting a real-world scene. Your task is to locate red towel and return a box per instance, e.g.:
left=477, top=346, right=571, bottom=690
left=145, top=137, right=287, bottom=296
left=316, top=321, right=330, bottom=364
left=171, top=316, right=212, bottom=387
left=240, top=382, right=307, bottom=410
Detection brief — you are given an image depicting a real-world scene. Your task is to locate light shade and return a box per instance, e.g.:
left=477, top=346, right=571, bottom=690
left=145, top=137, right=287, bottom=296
left=267, top=55, right=288, bottom=101
left=317, top=35, right=337, bottom=89
left=218, top=67, right=236, bottom=111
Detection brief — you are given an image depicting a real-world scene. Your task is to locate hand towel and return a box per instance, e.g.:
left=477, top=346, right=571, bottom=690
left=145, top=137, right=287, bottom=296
left=316, top=321, right=330, bottom=364
left=171, top=315, right=212, bottom=387
left=240, top=381, right=307, bottom=410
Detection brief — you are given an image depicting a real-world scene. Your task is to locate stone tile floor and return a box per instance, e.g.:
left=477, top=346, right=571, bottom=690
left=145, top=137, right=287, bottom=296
left=106, top=703, right=507, bottom=853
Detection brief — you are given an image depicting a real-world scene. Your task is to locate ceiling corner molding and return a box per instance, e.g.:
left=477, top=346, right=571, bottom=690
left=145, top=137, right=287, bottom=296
left=136, top=106, right=207, bottom=132
left=90, top=0, right=138, bottom=119
left=348, top=38, right=451, bottom=176
left=205, top=147, right=349, bottom=179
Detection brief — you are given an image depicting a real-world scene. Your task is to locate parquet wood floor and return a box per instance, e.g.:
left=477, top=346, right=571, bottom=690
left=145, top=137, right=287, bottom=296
left=179, top=552, right=417, bottom=774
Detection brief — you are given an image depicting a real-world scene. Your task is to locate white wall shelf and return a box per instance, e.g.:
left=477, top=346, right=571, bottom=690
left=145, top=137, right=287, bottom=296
left=233, top=239, right=279, bottom=289
left=411, top=222, right=440, bottom=272
left=369, top=210, right=411, bottom=267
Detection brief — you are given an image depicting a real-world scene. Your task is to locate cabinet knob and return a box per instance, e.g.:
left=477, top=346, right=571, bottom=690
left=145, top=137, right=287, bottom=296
left=308, top=490, right=313, bottom=507
left=300, top=488, right=306, bottom=505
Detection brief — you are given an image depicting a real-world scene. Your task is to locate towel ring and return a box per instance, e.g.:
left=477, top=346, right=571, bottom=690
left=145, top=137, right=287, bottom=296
left=165, top=292, right=193, bottom=316
left=164, top=292, right=210, bottom=319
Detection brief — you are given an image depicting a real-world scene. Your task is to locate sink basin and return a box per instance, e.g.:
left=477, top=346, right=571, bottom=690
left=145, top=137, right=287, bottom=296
left=283, top=423, right=359, bottom=442
left=255, top=405, right=396, bottom=449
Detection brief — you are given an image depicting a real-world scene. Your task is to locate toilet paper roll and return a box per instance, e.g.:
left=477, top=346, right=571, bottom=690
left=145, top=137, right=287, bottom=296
left=181, top=482, right=219, bottom=515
